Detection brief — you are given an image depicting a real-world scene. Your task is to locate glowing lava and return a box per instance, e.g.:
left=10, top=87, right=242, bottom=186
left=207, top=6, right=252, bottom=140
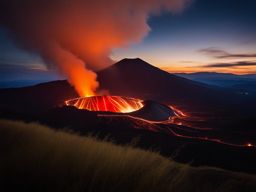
left=65, top=96, right=144, bottom=113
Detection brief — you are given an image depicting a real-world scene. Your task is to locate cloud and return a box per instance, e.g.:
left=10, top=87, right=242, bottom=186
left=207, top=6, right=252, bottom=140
left=199, top=47, right=256, bottom=59
left=202, top=61, right=256, bottom=68
left=0, top=0, right=191, bottom=96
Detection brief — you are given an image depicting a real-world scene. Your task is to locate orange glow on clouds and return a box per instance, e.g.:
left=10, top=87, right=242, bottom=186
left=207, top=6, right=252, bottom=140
left=161, top=65, right=256, bottom=75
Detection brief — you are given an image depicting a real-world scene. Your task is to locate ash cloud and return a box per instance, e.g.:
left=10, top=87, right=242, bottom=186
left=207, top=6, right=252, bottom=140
left=0, top=0, right=190, bottom=96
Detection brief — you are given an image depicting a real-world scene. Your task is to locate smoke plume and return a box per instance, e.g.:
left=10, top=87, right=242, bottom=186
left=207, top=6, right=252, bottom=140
left=0, top=0, right=190, bottom=96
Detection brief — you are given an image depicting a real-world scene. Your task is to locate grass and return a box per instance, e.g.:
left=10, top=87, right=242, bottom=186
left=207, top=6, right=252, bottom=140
left=0, top=119, right=256, bottom=192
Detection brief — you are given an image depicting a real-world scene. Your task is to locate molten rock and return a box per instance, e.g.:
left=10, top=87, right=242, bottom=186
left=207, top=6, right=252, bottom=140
left=65, top=96, right=144, bottom=113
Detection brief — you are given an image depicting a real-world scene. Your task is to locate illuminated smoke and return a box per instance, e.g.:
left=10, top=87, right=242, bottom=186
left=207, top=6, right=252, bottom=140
left=0, top=0, right=190, bottom=96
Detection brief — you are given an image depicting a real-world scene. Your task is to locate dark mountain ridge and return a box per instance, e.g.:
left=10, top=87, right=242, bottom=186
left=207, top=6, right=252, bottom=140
left=175, top=72, right=256, bottom=96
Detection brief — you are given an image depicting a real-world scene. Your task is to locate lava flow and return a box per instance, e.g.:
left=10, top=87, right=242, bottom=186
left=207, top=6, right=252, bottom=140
left=65, top=96, right=144, bottom=113
left=98, top=105, right=255, bottom=149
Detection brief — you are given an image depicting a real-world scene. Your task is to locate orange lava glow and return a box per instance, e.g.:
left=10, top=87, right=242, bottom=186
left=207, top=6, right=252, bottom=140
left=169, top=105, right=188, bottom=118
left=246, top=143, right=254, bottom=147
left=65, top=96, right=144, bottom=113
left=98, top=113, right=255, bottom=149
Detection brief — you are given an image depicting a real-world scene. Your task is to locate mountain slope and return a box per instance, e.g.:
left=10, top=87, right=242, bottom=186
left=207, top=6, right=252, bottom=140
left=1, top=119, right=256, bottom=192
left=0, top=80, right=77, bottom=114
left=98, top=58, right=255, bottom=114
left=98, top=59, right=215, bottom=104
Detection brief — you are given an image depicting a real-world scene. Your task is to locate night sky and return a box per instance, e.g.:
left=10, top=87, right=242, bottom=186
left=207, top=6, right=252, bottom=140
left=114, top=0, right=256, bottom=74
left=0, top=0, right=256, bottom=87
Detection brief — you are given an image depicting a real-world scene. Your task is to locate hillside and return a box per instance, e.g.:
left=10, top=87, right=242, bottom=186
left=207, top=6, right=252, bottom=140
left=0, top=80, right=77, bottom=114
left=1, top=119, right=256, bottom=192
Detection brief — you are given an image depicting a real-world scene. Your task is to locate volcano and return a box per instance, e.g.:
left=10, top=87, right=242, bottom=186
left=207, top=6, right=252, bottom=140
left=65, top=96, right=144, bottom=113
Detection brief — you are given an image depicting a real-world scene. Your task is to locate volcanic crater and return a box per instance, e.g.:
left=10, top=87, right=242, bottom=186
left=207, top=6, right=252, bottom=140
left=65, top=95, right=175, bottom=121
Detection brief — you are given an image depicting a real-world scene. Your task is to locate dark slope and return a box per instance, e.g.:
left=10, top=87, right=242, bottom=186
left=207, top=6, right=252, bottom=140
left=2, top=120, right=256, bottom=192
left=0, top=80, right=77, bottom=114
left=2, top=106, right=256, bottom=174
left=131, top=100, right=175, bottom=121
left=98, top=58, right=213, bottom=102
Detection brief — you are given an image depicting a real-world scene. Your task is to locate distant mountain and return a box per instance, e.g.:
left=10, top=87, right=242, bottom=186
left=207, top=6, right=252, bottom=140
left=175, top=72, right=256, bottom=96
left=0, top=79, right=58, bottom=89
left=242, top=74, right=256, bottom=80
left=175, top=72, right=256, bottom=82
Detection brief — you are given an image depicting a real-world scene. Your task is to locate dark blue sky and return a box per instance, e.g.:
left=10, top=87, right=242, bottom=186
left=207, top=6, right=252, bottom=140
left=114, top=0, right=256, bottom=73
left=0, top=0, right=256, bottom=87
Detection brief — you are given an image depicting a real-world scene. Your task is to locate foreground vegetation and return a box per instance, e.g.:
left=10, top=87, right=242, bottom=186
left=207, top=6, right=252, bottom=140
left=0, top=119, right=256, bottom=192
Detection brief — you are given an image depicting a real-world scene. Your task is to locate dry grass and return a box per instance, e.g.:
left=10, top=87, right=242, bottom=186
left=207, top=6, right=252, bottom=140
left=0, top=119, right=256, bottom=192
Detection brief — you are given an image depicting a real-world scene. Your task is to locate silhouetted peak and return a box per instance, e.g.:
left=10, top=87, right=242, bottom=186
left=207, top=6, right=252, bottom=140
left=122, top=58, right=144, bottom=62
left=114, top=58, right=160, bottom=70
